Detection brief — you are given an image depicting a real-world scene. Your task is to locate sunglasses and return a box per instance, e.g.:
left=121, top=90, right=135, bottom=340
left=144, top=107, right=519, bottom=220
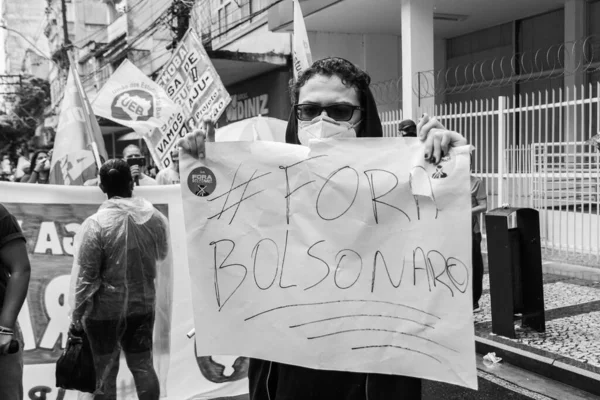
left=294, top=103, right=363, bottom=122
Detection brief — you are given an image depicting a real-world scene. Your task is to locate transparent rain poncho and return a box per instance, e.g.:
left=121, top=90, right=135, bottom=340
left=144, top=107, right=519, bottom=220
left=68, top=196, right=173, bottom=398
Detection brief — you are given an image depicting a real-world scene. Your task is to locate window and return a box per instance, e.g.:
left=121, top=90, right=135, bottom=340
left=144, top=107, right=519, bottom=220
left=217, top=0, right=239, bottom=36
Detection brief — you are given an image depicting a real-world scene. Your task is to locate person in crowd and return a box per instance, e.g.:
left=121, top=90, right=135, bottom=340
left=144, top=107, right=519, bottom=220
left=123, top=145, right=157, bottom=186
left=470, top=157, right=487, bottom=313
left=22, top=149, right=52, bottom=184
left=13, top=144, right=31, bottom=181
left=180, top=57, right=467, bottom=400
left=155, top=149, right=180, bottom=185
left=69, top=159, right=172, bottom=400
left=398, top=119, right=418, bottom=137
left=0, top=203, right=31, bottom=400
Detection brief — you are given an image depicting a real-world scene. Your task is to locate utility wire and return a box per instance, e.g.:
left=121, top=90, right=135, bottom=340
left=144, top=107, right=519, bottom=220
left=0, top=25, right=56, bottom=64
left=209, top=0, right=285, bottom=42
left=79, top=12, right=170, bottom=84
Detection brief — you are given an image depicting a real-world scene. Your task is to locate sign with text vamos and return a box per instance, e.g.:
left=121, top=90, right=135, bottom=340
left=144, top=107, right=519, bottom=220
left=156, top=29, right=231, bottom=128
left=93, top=60, right=188, bottom=170
left=181, top=138, right=477, bottom=389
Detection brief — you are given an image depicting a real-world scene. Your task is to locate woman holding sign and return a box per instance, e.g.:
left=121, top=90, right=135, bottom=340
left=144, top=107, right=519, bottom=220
left=180, top=57, right=467, bottom=400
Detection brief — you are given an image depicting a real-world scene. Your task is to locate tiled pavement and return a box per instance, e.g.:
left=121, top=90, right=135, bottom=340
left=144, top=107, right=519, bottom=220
left=475, top=274, right=600, bottom=369
left=475, top=259, right=600, bottom=394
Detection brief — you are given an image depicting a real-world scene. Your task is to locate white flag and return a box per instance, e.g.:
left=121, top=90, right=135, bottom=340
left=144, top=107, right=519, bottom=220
left=92, top=60, right=186, bottom=170
left=292, top=0, right=313, bottom=80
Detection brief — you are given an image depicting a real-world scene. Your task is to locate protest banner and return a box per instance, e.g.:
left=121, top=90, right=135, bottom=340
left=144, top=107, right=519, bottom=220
left=0, top=183, right=249, bottom=400
left=180, top=138, right=477, bottom=389
left=50, top=63, right=108, bottom=185
left=92, top=60, right=187, bottom=170
left=156, top=29, right=230, bottom=129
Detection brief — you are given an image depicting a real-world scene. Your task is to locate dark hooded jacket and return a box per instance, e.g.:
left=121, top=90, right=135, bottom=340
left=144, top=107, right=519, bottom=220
left=250, top=84, right=421, bottom=400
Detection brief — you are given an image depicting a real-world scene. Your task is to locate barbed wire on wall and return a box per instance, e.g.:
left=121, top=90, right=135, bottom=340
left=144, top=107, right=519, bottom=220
left=417, top=35, right=600, bottom=99
left=370, top=78, right=402, bottom=106
left=370, top=35, right=600, bottom=106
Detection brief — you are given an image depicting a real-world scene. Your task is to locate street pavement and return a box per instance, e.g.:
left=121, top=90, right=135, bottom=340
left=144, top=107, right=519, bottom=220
left=423, top=355, right=599, bottom=399
left=452, top=255, right=600, bottom=399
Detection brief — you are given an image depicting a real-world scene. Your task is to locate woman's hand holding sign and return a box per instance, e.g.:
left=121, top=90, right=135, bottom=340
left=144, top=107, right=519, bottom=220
left=179, top=116, right=216, bottom=159
left=418, top=114, right=467, bottom=164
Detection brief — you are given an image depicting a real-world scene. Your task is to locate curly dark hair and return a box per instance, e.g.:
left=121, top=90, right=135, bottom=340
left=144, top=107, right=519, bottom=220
left=29, top=149, right=50, bottom=171
left=289, top=57, right=372, bottom=106
left=99, top=159, right=132, bottom=194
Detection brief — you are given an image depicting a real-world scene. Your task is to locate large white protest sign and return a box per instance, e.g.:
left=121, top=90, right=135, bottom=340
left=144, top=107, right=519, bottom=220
left=156, top=29, right=230, bottom=128
left=93, top=60, right=187, bottom=170
left=0, top=183, right=249, bottom=400
left=180, top=138, right=477, bottom=389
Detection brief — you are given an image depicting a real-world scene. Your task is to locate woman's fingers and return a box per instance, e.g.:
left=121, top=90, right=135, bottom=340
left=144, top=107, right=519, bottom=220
left=202, top=117, right=216, bottom=143
left=197, top=130, right=206, bottom=159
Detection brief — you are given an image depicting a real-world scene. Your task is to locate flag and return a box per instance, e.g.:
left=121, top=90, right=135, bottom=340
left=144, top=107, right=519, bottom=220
left=50, top=63, right=108, bottom=185
left=92, top=59, right=186, bottom=170
left=292, top=0, right=313, bottom=80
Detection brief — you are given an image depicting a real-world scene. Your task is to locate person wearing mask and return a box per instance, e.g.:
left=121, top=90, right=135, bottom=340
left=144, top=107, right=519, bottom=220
left=123, top=145, right=158, bottom=186
left=22, top=149, right=51, bottom=184
left=69, top=159, right=173, bottom=399
left=179, top=57, right=467, bottom=400
left=0, top=204, right=31, bottom=400
left=155, top=149, right=180, bottom=185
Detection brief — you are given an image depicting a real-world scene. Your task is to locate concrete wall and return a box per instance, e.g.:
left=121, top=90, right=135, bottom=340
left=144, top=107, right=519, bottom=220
left=219, top=23, right=291, bottom=55
left=306, top=31, right=402, bottom=111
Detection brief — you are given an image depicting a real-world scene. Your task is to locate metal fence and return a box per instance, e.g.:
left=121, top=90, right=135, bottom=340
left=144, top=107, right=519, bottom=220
left=379, top=82, right=600, bottom=262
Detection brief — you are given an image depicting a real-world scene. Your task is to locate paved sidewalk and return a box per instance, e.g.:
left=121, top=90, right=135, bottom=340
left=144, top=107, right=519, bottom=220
left=475, top=256, right=600, bottom=396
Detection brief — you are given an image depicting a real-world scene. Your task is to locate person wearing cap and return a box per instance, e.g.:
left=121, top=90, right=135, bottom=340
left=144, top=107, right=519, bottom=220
left=399, top=119, right=417, bottom=137
left=156, top=149, right=180, bottom=185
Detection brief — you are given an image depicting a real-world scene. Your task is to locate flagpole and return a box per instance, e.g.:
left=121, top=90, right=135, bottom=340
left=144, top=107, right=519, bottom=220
left=67, top=51, right=103, bottom=171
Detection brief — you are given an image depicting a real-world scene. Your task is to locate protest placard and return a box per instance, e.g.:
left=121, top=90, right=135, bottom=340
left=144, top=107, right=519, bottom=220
left=180, top=138, right=477, bottom=389
left=156, top=29, right=231, bottom=128
left=92, top=60, right=187, bottom=170
left=0, top=183, right=249, bottom=400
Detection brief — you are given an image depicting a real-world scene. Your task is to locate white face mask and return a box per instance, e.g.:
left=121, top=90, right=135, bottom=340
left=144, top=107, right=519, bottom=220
left=297, top=115, right=360, bottom=146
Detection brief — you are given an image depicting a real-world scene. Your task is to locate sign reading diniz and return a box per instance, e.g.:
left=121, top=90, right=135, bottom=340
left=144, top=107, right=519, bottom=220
left=226, top=93, right=270, bottom=123
left=156, top=29, right=231, bottom=129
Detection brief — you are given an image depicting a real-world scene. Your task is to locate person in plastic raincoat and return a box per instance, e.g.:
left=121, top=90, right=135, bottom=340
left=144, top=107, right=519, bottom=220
left=69, top=159, right=173, bottom=400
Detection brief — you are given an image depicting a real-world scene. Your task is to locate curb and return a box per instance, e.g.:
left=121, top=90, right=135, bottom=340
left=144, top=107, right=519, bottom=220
left=476, top=336, right=600, bottom=397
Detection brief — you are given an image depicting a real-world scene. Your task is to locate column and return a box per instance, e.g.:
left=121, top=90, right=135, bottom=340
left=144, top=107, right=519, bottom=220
left=564, top=0, right=586, bottom=143
left=564, top=0, right=586, bottom=90
left=401, top=0, right=434, bottom=120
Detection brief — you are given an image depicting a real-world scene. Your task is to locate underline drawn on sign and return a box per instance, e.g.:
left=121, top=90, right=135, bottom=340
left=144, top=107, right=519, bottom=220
left=305, top=328, right=457, bottom=354
left=207, top=162, right=272, bottom=224
left=244, top=299, right=441, bottom=322
left=288, top=314, right=436, bottom=330
left=352, top=345, right=443, bottom=364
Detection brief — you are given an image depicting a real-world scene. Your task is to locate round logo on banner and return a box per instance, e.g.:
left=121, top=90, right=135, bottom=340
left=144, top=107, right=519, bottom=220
left=110, top=89, right=155, bottom=122
left=188, top=167, right=217, bottom=197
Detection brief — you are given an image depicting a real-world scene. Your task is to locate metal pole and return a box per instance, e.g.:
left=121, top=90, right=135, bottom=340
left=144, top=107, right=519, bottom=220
left=498, top=96, right=507, bottom=206
left=60, top=0, right=71, bottom=46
